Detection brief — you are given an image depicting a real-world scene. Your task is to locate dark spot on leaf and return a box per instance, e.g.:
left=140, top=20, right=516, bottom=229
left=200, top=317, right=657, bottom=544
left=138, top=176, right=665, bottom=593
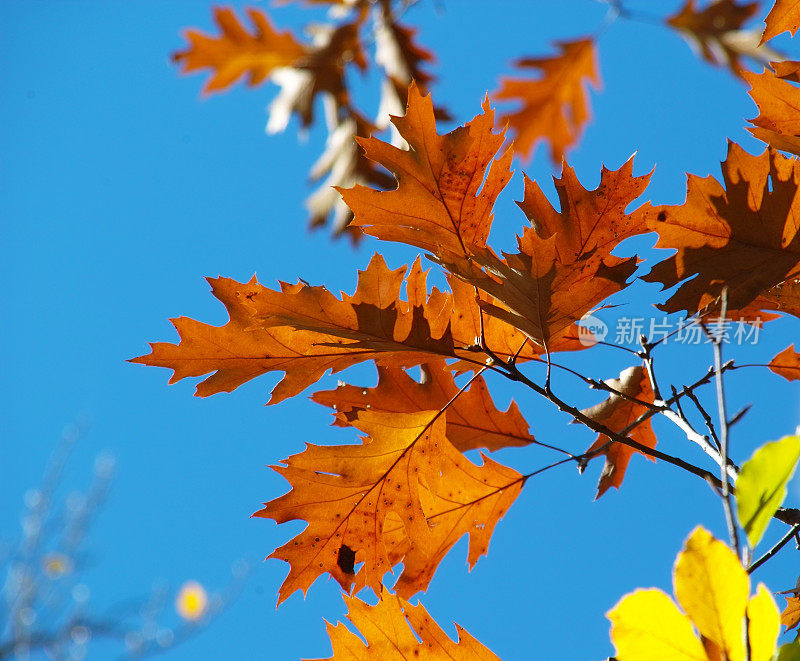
left=337, top=544, right=356, bottom=575
left=657, top=211, right=667, bottom=222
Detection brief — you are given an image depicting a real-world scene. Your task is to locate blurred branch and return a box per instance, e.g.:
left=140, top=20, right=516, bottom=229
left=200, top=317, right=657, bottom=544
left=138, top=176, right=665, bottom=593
left=0, top=426, right=251, bottom=660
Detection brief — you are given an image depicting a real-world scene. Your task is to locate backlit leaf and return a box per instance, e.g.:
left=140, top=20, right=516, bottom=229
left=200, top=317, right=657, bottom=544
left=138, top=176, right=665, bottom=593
left=310, top=594, right=500, bottom=660
left=674, top=526, right=748, bottom=660
left=736, top=435, right=800, bottom=547
left=493, top=38, right=600, bottom=163
left=254, top=409, right=523, bottom=603
left=312, top=362, right=535, bottom=453
left=173, top=7, right=306, bottom=94
left=581, top=365, right=657, bottom=498
left=607, top=589, right=707, bottom=661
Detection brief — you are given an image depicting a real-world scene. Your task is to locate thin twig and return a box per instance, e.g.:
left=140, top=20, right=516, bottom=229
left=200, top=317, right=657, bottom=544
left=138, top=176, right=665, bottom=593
left=748, top=524, right=800, bottom=574
left=682, top=386, right=721, bottom=451
left=710, top=290, right=741, bottom=556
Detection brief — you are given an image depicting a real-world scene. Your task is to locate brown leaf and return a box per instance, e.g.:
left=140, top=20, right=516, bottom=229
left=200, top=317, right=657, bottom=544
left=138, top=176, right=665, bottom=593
left=340, top=82, right=513, bottom=265
left=172, top=7, right=306, bottom=94
left=374, top=15, right=439, bottom=105
left=745, top=68, right=800, bottom=156
left=305, top=110, right=395, bottom=236
left=644, top=142, right=800, bottom=314
left=581, top=365, right=657, bottom=498
left=756, top=278, right=800, bottom=318
left=761, top=0, right=800, bottom=44
left=310, top=594, right=500, bottom=660
left=446, top=157, right=649, bottom=346
left=781, top=595, right=800, bottom=630
left=131, top=255, right=542, bottom=403
left=254, top=409, right=523, bottom=603
left=768, top=344, right=800, bottom=381
left=312, top=361, right=535, bottom=452
left=773, top=59, right=800, bottom=81
left=268, top=19, right=368, bottom=132
left=493, top=38, right=600, bottom=163
left=666, top=0, right=774, bottom=78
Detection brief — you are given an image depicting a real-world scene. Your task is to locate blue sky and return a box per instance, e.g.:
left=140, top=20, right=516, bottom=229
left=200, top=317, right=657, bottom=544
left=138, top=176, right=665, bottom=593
left=3, top=1, right=800, bottom=659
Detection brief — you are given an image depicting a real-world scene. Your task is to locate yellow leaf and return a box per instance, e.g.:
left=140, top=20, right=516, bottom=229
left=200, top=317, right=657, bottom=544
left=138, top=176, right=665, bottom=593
left=674, top=526, right=749, bottom=661
left=747, top=584, right=781, bottom=661
left=607, top=588, right=707, bottom=661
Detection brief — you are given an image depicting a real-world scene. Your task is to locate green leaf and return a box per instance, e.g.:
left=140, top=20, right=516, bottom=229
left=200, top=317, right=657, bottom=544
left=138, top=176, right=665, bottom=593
left=777, top=640, right=800, bottom=661
left=736, top=435, right=800, bottom=548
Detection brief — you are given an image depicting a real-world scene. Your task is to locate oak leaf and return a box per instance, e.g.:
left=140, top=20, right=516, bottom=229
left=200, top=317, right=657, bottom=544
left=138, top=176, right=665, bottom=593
left=774, top=59, right=800, bottom=81
left=339, top=82, right=513, bottom=265
left=581, top=365, right=657, bottom=498
left=667, top=0, right=778, bottom=78
left=172, top=7, right=306, bottom=94
left=311, top=361, right=535, bottom=453
left=267, top=18, right=368, bottom=132
left=758, top=278, right=800, bottom=318
left=761, top=0, right=800, bottom=44
left=781, top=595, right=800, bottom=631
left=644, top=142, right=800, bottom=314
left=493, top=38, right=600, bottom=163
left=131, top=254, right=541, bottom=402
left=253, top=409, right=523, bottom=603
left=374, top=15, right=444, bottom=123
left=446, top=157, right=649, bottom=346
left=311, top=594, right=500, bottom=660
left=745, top=68, right=800, bottom=156
left=768, top=344, right=800, bottom=381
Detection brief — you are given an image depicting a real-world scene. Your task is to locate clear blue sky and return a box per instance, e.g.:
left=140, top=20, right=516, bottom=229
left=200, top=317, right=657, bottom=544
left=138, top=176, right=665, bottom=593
left=3, top=1, right=800, bottom=659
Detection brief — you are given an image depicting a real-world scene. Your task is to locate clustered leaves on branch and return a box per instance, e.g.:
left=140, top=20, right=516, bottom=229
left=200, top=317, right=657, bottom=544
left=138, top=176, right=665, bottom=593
left=135, top=0, right=800, bottom=658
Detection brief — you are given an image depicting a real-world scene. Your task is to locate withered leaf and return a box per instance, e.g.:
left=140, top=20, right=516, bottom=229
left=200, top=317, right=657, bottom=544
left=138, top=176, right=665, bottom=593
left=340, top=82, right=513, bottom=265
left=311, top=594, right=500, bottom=660
left=312, top=361, right=535, bottom=452
left=173, top=7, right=306, bottom=94
left=644, top=142, right=800, bottom=314
left=493, top=38, right=600, bottom=163
left=254, top=409, right=523, bottom=603
left=581, top=365, right=657, bottom=498
left=131, top=255, right=541, bottom=403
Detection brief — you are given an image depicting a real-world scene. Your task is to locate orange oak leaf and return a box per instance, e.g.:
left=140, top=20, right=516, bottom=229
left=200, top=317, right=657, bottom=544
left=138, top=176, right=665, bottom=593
left=493, top=38, right=600, bottom=163
left=745, top=68, right=800, bottom=156
left=757, top=278, right=800, bottom=318
left=768, top=344, right=800, bottom=381
left=131, top=255, right=543, bottom=403
left=339, top=82, right=513, bottom=265
left=173, top=7, right=306, bottom=95
left=781, top=595, right=800, bottom=630
left=761, top=0, right=800, bottom=44
left=253, top=409, right=523, bottom=603
left=311, top=361, right=535, bottom=452
left=446, top=157, right=649, bottom=346
left=774, top=59, right=800, bottom=81
left=311, top=594, right=500, bottom=660
left=581, top=365, right=657, bottom=498
left=667, top=0, right=775, bottom=78
left=644, top=142, right=800, bottom=314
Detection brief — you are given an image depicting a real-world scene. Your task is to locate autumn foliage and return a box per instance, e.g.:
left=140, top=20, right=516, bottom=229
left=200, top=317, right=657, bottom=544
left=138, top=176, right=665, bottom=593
left=134, top=1, right=800, bottom=658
